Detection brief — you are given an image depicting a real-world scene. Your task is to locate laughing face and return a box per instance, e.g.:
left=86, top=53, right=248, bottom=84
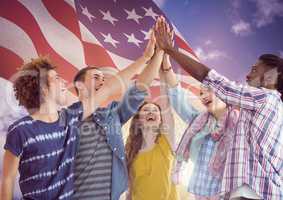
left=84, top=69, right=105, bottom=95
left=200, top=86, right=226, bottom=113
left=47, top=69, right=67, bottom=106
left=138, top=103, right=162, bottom=134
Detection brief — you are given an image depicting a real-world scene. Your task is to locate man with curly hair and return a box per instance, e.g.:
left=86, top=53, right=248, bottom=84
left=1, top=32, right=162, bottom=200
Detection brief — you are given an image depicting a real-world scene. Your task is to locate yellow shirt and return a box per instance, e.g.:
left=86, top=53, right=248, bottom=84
left=130, top=134, right=179, bottom=200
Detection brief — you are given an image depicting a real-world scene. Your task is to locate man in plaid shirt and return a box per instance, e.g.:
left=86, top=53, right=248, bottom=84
left=154, top=16, right=283, bottom=200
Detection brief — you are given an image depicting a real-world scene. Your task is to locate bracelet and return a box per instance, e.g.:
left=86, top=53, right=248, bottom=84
left=162, top=66, right=172, bottom=72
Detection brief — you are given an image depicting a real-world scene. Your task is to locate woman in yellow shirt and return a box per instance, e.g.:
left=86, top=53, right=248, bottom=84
left=125, top=59, right=179, bottom=200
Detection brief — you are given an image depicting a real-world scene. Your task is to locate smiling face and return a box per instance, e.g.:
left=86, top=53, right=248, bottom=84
left=200, top=86, right=226, bottom=113
left=246, top=60, right=267, bottom=87
left=84, top=69, right=105, bottom=94
left=138, top=103, right=162, bottom=134
left=46, top=70, right=67, bottom=106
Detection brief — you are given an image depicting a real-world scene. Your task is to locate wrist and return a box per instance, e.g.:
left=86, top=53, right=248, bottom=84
left=162, top=66, right=172, bottom=72
left=164, top=46, right=175, bottom=54
left=156, top=49, right=165, bottom=55
left=141, top=54, right=151, bottom=62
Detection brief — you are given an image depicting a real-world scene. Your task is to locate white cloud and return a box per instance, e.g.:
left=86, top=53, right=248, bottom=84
left=231, top=20, right=252, bottom=36
left=279, top=51, right=283, bottom=58
left=229, top=0, right=283, bottom=34
left=251, top=0, right=283, bottom=28
left=195, top=47, right=227, bottom=61
left=152, top=0, right=167, bottom=8
left=205, top=40, right=212, bottom=45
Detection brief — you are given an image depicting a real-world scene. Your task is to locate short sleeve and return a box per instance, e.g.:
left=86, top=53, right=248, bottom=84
left=4, top=127, right=24, bottom=157
left=157, top=134, right=173, bottom=157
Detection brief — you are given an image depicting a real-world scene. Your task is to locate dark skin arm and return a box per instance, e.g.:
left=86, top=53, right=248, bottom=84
left=154, top=16, right=210, bottom=82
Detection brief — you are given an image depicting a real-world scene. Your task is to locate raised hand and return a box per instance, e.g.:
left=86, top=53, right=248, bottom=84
left=143, top=29, right=156, bottom=60
left=154, top=16, right=174, bottom=52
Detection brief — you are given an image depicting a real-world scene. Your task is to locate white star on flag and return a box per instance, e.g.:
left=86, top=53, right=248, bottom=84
left=124, top=9, right=142, bottom=24
left=100, top=10, right=118, bottom=25
left=141, top=29, right=152, bottom=40
left=124, top=33, right=143, bottom=47
left=143, top=7, right=158, bottom=20
left=100, top=32, right=119, bottom=48
left=80, top=5, right=95, bottom=22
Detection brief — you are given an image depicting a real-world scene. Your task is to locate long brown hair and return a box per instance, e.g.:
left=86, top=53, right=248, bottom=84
left=125, top=101, right=163, bottom=174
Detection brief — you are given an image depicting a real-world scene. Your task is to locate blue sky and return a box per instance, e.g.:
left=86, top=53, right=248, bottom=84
left=153, top=0, right=283, bottom=81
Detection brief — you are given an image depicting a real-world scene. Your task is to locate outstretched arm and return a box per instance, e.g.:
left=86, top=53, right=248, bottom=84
left=155, top=16, right=267, bottom=111
left=115, top=48, right=165, bottom=125
left=155, top=16, right=210, bottom=82
left=110, top=31, right=156, bottom=90
left=81, top=32, right=157, bottom=119
left=162, top=54, right=200, bottom=123
left=135, top=49, right=164, bottom=92
left=159, top=68, right=175, bottom=150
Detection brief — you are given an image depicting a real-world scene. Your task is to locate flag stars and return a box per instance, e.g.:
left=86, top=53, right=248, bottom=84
left=124, top=9, right=143, bottom=24
left=100, top=33, right=119, bottom=48
left=141, top=29, right=152, bottom=40
left=100, top=10, right=118, bottom=26
left=80, top=5, right=95, bottom=22
left=124, top=33, right=143, bottom=47
left=143, top=7, right=158, bottom=20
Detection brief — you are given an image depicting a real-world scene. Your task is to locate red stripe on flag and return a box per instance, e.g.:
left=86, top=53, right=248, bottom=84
left=0, top=47, right=23, bottom=80
left=83, top=41, right=116, bottom=67
left=175, top=35, right=197, bottom=58
left=42, top=0, right=82, bottom=39
left=0, top=0, right=78, bottom=82
left=181, top=82, right=200, bottom=95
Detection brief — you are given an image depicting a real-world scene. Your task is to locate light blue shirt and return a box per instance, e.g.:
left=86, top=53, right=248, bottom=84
left=167, top=84, right=215, bottom=163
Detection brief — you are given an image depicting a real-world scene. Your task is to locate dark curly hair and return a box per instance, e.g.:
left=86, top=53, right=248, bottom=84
left=14, top=56, right=56, bottom=112
left=259, top=54, right=283, bottom=100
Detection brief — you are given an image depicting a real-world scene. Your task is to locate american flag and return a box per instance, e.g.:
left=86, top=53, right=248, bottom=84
left=0, top=0, right=200, bottom=99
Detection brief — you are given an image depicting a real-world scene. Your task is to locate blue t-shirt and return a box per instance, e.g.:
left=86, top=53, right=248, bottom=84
left=4, top=108, right=80, bottom=199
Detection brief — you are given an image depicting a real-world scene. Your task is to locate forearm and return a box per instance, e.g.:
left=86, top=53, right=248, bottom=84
left=203, top=70, right=266, bottom=110
left=168, top=85, right=200, bottom=123
left=1, top=151, right=18, bottom=200
left=159, top=71, right=175, bottom=148
left=1, top=178, right=14, bottom=200
left=136, top=50, right=164, bottom=91
left=166, top=47, right=210, bottom=82
left=163, top=69, right=178, bottom=88
left=162, top=54, right=178, bottom=87
left=104, top=55, right=149, bottom=96
left=82, top=56, right=150, bottom=119
left=116, top=55, right=149, bottom=87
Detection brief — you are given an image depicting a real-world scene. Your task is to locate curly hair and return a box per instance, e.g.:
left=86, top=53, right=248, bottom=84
left=259, top=54, right=283, bottom=100
left=13, top=56, right=56, bottom=112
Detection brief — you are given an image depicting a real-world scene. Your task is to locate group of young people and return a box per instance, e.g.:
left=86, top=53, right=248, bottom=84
left=1, top=16, right=282, bottom=200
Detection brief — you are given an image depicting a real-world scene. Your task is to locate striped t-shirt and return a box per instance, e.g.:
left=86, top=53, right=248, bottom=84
left=74, top=116, right=113, bottom=200
left=4, top=109, right=79, bottom=199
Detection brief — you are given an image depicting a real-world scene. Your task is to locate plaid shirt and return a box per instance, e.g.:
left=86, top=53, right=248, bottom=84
left=203, top=70, right=283, bottom=200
